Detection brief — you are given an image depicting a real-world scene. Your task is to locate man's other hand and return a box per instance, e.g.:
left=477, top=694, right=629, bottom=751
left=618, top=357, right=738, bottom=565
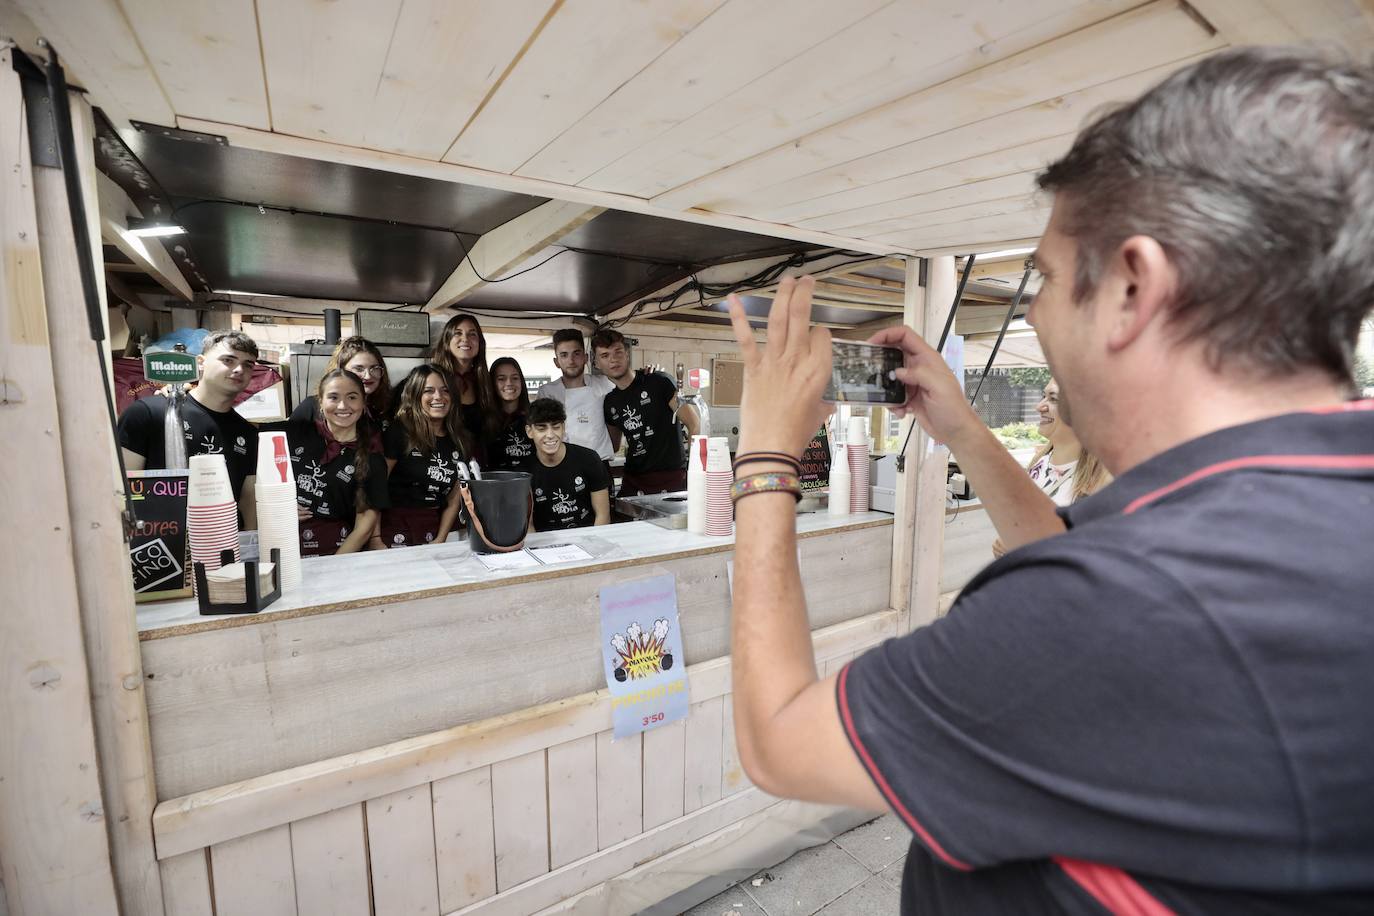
left=867, top=326, right=982, bottom=449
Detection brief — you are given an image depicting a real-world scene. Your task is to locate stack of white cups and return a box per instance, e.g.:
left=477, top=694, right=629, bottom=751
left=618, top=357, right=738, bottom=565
left=847, top=416, right=870, bottom=513
left=686, top=435, right=708, bottom=535
left=704, top=437, right=733, bottom=536
left=187, top=454, right=240, bottom=591
left=254, top=430, right=302, bottom=590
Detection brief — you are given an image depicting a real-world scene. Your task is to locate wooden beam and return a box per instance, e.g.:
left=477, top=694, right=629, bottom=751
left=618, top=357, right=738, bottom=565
left=888, top=256, right=925, bottom=627
left=909, top=256, right=954, bottom=630
left=914, top=236, right=1041, bottom=258
left=957, top=255, right=1035, bottom=281
left=670, top=307, right=855, bottom=330
left=95, top=172, right=193, bottom=300
left=424, top=200, right=604, bottom=312
left=175, top=117, right=908, bottom=257
left=37, top=88, right=165, bottom=915
left=0, top=49, right=122, bottom=914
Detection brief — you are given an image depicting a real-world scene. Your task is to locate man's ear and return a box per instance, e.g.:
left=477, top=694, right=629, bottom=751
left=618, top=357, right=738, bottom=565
left=1106, top=235, right=1174, bottom=352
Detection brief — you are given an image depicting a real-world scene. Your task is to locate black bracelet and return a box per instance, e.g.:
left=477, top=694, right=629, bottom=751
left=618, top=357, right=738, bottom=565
left=732, top=452, right=801, bottom=475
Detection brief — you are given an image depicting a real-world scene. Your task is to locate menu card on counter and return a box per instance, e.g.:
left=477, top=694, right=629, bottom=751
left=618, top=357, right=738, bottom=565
left=799, top=425, right=831, bottom=493
left=472, top=542, right=595, bottom=572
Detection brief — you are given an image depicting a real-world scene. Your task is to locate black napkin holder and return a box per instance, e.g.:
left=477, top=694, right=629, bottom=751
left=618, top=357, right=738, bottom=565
left=194, top=548, right=282, bottom=616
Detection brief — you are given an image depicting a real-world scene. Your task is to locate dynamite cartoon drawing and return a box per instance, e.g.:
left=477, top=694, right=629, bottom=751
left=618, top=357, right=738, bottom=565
left=609, top=618, right=674, bottom=682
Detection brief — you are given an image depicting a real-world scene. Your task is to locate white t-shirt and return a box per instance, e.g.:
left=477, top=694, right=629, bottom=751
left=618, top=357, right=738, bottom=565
left=1028, top=453, right=1078, bottom=507
left=536, top=374, right=616, bottom=459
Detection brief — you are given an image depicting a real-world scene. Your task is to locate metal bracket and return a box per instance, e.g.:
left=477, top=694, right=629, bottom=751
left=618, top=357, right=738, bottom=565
left=130, top=120, right=228, bottom=146
left=11, top=51, right=59, bottom=166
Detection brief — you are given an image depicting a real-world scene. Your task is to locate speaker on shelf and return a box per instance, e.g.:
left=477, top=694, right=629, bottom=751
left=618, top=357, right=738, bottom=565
left=323, top=308, right=341, bottom=345
left=353, top=308, right=431, bottom=348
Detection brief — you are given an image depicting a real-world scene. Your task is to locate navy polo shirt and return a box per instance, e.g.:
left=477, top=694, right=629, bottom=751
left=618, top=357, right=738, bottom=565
left=839, top=401, right=1374, bottom=914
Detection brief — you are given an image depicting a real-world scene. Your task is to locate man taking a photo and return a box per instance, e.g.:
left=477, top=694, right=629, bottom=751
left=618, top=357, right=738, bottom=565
left=724, top=47, right=1374, bottom=914
left=118, top=329, right=261, bottom=528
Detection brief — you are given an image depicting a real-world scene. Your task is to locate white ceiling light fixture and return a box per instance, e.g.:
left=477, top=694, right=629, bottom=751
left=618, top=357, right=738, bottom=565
left=968, top=246, right=1037, bottom=260
left=126, top=218, right=187, bottom=239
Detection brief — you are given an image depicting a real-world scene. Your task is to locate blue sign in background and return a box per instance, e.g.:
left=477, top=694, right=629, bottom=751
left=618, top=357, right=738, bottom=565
left=599, top=573, right=690, bottom=739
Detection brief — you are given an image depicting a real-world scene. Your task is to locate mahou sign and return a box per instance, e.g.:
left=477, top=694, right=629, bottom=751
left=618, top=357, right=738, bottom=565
left=142, top=350, right=198, bottom=384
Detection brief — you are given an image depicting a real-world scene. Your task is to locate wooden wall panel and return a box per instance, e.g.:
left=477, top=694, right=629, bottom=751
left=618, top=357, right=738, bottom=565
left=547, top=736, right=599, bottom=868
left=143, top=523, right=893, bottom=798
left=491, top=750, right=550, bottom=891
left=158, top=850, right=214, bottom=916
left=595, top=730, right=643, bottom=848
left=720, top=699, right=751, bottom=797
left=366, top=785, right=440, bottom=916
left=209, top=826, right=296, bottom=916
left=682, top=696, right=725, bottom=814
left=290, top=804, right=370, bottom=916
left=432, top=766, right=498, bottom=911
left=642, top=719, right=687, bottom=830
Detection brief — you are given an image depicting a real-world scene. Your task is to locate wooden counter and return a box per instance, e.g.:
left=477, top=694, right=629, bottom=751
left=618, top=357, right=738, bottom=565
left=140, top=514, right=893, bottom=799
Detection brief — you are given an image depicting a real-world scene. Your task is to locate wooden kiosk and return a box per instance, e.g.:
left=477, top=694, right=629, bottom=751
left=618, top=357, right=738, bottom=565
left=4, top=3, right=1365, bottom=913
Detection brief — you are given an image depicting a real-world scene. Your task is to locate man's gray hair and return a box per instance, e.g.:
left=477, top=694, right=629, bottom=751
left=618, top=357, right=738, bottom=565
left=202, top=329, right=259, bottom=360
left=1038, top=46, right=1374, bottom=385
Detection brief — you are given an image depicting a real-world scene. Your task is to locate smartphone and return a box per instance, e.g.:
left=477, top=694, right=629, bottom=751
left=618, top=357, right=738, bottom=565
left=823, top=340, right=905, bottom=404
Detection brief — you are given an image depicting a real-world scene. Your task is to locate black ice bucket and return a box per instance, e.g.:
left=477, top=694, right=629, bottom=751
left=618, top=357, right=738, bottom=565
left=459, top=471, right=533, bottom=555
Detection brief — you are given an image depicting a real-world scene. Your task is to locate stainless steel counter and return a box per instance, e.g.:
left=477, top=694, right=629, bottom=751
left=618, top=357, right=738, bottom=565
left=614, top=489, right=829, bottom=528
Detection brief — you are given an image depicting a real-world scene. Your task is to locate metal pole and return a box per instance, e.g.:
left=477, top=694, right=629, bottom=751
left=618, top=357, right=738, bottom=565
left=968, top=264, right=1032, bottom=406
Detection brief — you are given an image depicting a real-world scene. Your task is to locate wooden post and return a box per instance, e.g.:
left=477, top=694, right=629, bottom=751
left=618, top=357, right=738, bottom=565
left=909, top=257, right=956, bottom=631
left=0, top=49, right=121, bottom=915
left=32, top=89, right=165, bottom=914
left=887, top=256, right=925, bottom=627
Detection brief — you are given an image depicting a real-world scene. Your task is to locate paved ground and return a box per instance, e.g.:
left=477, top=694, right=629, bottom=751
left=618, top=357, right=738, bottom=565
left=683, top=814, right=912, bottom=916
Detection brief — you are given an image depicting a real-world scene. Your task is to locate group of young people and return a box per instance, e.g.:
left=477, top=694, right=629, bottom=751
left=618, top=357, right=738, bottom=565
left=117, top=315, right=699, bottom=557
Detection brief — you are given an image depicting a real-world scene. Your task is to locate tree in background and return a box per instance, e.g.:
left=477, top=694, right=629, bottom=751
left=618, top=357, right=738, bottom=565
left=1007, top=366, right=1052, bottom=390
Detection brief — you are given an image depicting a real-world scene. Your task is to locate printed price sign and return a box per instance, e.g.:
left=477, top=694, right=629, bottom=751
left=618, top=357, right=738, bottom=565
left=599, top=573, right=690, bottom=739
left=127, top=469, right=192, bottom=600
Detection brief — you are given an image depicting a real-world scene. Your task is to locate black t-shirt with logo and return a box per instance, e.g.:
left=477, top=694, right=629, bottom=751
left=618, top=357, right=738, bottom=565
left=118, top=394, right=258, bottom=499
left=603, top=373, right=683, bottom=475
left=525, top=443, right=609, bottom=531
left=284, top=417, right=389, bottom=522
left=488, top=412, right=534, bottom=471
left=383, top=423, right=469, bottom=509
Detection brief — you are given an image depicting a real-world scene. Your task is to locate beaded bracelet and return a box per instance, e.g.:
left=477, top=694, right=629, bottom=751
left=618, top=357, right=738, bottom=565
left=731, top=472, right=802, bottom=504
left=732, top=451, right=802, bottom=474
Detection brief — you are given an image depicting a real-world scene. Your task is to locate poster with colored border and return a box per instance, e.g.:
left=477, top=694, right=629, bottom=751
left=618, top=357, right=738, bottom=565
left=127, top=469, right=192, bottom=601
left=600, top=573, right=690, bottom=739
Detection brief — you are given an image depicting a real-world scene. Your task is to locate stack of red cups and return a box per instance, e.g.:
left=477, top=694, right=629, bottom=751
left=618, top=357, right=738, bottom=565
left=847, top=416, right=870, bottom=513
left=705, top=436, right=733, bottom=536
left=187, top=454, right=240, bottom=591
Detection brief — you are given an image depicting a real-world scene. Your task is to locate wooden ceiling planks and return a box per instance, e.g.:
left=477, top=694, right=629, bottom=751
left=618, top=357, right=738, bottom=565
left=9, top=0, right=176, bottom=129
left=802, top=170, right=1041, bottom=233
left=442, top=0, right=727, bottom=174
left=358, top=0, right=558, bottom=158
left=120, top=0, right=268, bottom=130
left=257, top=0, right=404, bottom=143
left=875, top=206, right=1055, bottom=251
left=512, top=0, right=888, bottom=186
left=572, top=0, right=1140, bottom=201
left=836, top=190, right=1048, bottom=240
left=648, top=1, right=1224, bottom=212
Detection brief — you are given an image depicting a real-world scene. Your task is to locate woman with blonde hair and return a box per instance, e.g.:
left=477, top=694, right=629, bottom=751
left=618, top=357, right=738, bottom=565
left=991, top=377, right=1111, bottom=557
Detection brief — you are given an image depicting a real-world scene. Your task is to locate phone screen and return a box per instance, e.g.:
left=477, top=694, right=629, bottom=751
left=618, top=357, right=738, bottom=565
left=824, top=341, right=905, bottom=404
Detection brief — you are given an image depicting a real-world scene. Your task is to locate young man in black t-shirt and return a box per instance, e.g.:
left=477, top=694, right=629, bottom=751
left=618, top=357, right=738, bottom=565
left=118, top=330, right=261, bottom=528
left=522, top=398, right=609, bottom=532
left=592, top=328, right=699, bottom=497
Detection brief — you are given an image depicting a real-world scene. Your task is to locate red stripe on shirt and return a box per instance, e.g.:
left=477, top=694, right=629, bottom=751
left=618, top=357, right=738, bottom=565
left=1306, top=399, right=1374, bottom=414
left=1054, top=858, right=1177, bottom=916
left=1123, top=454, right=1374, bottom=515
left=836, top=664, right=974, bottom=871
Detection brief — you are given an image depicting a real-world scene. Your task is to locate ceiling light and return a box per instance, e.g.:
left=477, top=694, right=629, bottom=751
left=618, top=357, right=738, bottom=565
left=967, top=246, right=1036, bottom=260
left=127, top=218, right=186, bottom=238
